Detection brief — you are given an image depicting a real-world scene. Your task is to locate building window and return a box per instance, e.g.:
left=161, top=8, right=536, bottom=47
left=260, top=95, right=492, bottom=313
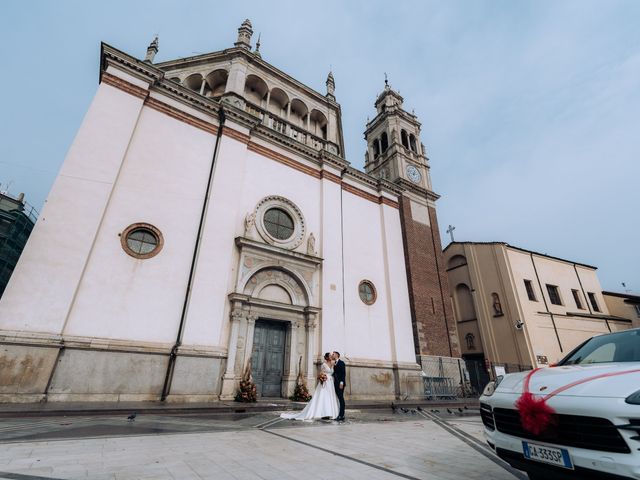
left=524, top=280, right=536, bottom=301
left=254, top=196, right=306, bottom=250
left=263, top=207, right=294, bottom=240
left=465, top=333, right=476, bottom=350
left=571, top=289, right=584, bottom=309
left=358, top=280, right=377, bottom=305
left=491, top=293, right=503, bottom=316
left=121, top=223, right=163, bottom=259
left=380, top=132, right=389, bottom=152
left=546, top=284, right=562, bottom=305
left=587, top=292, right=601, bottom=312
left=634, top=304, right=640, bottom=318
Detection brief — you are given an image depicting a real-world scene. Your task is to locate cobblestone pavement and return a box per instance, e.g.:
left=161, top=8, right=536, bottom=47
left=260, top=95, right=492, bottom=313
left=0, top=408, right=526, bottom=480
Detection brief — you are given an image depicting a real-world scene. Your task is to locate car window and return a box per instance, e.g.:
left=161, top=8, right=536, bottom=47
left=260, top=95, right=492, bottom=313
left=561, top=329, right=640, bottom=365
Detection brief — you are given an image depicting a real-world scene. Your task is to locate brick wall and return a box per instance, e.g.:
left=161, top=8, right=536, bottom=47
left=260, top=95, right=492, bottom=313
left=399, top=196, right=460, bottom=358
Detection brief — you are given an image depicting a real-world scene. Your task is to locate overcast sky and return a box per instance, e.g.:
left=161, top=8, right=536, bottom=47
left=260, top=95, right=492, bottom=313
left=1, top=0, right=638, bottom=293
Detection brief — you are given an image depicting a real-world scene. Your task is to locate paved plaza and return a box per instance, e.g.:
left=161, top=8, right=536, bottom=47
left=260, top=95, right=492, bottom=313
left=0, top=408, right=526, bottom=480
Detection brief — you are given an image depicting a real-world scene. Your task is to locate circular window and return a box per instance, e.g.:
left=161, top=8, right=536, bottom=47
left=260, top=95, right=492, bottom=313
left=121, top=223, right=163, bottom=259
left=254, top=196, right=306, bottom=250
left=358, top=280, right=377, bottom=305
left=263, top=207, right=294, bottom=240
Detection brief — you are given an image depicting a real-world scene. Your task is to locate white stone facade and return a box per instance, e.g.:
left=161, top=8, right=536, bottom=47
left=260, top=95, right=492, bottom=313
left=0, top=23, right=446, bottom=403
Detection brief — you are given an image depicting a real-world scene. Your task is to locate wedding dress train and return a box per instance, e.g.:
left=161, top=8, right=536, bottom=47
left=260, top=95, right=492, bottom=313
left=280, top=362, right=339, bottom=420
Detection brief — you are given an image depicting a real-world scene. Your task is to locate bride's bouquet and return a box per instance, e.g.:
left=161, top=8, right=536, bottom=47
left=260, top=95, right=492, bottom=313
left=318, top=372, right=328, bottom=385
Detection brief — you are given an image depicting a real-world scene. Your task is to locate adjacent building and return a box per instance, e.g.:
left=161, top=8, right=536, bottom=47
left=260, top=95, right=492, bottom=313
left=443, top=242, right=631, bottom=393
left=603, top=291, right=640, bottom=328
left=0, top=192, right=37, bottom=299
left=0, top=21, right=459, bottom=403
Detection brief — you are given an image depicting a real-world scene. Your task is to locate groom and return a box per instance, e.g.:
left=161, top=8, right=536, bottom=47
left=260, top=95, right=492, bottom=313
left=332, top=351, right=346, bottom=421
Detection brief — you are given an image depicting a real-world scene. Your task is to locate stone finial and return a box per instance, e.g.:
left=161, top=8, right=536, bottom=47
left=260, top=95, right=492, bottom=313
left=144, top=35, right=159, bottom=63
left=235, top=19, right=253, bottom=50
left=326, top=71, right=336, bottom=100
left=254, top=33, right=262, bottom=58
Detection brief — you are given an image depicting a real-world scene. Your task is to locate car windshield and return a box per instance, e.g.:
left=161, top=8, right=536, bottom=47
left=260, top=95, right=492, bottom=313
left=561, top=329, right=640, bottom=365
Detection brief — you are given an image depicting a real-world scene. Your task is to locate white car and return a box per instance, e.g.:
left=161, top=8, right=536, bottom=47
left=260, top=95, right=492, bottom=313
left=480, top=328, right=640, bottom=480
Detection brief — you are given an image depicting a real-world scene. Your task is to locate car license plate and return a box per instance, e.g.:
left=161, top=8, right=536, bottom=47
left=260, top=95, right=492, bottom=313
left=522, top=441, right=573, bottom=469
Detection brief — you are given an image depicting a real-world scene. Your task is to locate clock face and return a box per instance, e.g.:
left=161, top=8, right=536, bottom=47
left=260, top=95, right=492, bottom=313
left=406, top=165, right=422, bottom=183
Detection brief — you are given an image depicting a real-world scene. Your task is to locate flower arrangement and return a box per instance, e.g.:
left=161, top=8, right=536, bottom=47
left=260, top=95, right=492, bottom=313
left=290, top=356, right=312, bottom=402
left=318, top=372, right=328, bottom=385
left=291, top=382, right=312, bottom=402
left=235, top=361, right=257, bottom=403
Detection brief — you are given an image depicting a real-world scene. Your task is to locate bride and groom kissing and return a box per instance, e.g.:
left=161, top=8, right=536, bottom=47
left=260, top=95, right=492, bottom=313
left=281, top=351, right=346, bottom=422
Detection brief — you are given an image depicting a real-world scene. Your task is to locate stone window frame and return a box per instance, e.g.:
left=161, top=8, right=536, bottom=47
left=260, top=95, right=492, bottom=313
left=120, top=222, right=164, bottom=260
left=254, top=196, right=306, bottom=250
left=358, top=280, right=377, bottom=306
left=546, top=284, right=563, bottom=306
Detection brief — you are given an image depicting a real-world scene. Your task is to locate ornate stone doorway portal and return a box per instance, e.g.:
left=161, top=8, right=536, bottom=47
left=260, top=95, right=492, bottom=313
left=251, top=320, right=286, bottom=397
left=218, top=235, right=321, bottom=400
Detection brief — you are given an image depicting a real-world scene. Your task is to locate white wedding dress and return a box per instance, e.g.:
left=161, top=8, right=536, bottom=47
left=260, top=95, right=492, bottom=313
left=280, top=362, right=339, bottom=421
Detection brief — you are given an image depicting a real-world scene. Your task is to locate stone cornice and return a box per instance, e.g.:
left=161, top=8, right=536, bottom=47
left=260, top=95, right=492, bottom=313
left=227, top=292, right=310, bottom=315
left=365, top=107, right=422, bottom=135
left=395, top=178, right=441, bottom=202
left=235, top=236, right=323, bottom=266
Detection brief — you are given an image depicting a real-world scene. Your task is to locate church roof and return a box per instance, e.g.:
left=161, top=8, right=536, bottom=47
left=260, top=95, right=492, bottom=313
left=444, top=241, right=598, bottom=270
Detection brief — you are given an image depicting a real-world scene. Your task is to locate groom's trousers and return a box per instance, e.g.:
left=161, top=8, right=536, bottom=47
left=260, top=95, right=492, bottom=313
left=335, top=385, right=345, bottom=419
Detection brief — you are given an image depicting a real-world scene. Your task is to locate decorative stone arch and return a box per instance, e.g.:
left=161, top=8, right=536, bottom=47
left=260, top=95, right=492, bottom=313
left=204, top=69, right=229, bottom=98
left=309, top=109, right=328, bottom=139
left=409, top=133, right=418, bottom=153
left=242, top=266, right=311, bottom=307
left=401, top=129, right=409, bottom=149
left=244, top=74, right=269, bottom=106
left=268, top=87, right=289, bottom=116
left=289, top=98, right=309, bottom=127
left=380, top=131, right=389, bottom=152
left=184, top=73, right=204, bottom=92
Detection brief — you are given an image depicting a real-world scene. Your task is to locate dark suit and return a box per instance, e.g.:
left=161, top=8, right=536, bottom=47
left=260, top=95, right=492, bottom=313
left=333, top=358, right=346, bottom=419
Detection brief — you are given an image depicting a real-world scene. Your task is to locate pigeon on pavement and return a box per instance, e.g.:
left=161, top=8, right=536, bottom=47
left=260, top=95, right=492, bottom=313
left=127, top=412, right=137, bottom=422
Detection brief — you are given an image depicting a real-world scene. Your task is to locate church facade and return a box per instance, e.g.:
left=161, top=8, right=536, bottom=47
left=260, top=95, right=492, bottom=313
left=0, top=21, right=459, bottom=403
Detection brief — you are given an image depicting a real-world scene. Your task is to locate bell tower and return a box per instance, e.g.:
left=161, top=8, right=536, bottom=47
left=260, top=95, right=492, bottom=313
left=364, top=80, right=431, bottom=189
left=364, top=81, right=460, bottom=365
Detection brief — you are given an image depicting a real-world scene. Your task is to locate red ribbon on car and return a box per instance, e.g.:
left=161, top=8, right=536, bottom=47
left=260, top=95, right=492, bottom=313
left=516, top=367, right=640, bottom=435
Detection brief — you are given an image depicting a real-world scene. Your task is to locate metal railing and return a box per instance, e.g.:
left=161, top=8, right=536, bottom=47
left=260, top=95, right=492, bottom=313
left=421, top=356, right=533, bottom=399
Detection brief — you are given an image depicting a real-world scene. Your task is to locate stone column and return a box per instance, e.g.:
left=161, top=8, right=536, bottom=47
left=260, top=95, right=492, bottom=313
left=282, top=320, right=302, bottom=397
left=219, top=309, right=245, bottom=400
left=242, top=314, right=258, bottom=370
left=305, top=313, right=318, bottom=392
left=199, top=77, right=207, bottom=95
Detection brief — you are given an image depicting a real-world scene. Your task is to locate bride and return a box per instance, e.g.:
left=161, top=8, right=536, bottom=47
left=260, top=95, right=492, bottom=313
left=281, top=352, right=339, bottom=421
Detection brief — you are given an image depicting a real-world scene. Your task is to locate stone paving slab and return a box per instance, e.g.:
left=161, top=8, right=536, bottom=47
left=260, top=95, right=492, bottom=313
left=0, top=399, right=479, bottom=418
left=0, top=414, right=517, bottom=480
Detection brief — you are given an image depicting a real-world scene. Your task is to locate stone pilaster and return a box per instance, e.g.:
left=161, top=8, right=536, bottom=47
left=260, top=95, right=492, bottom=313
left=219, top=308, right=246, bottom=400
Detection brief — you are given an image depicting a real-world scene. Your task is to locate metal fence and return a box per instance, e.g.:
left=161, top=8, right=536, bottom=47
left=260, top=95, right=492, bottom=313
left=420, top=356, right=533, bottom=399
